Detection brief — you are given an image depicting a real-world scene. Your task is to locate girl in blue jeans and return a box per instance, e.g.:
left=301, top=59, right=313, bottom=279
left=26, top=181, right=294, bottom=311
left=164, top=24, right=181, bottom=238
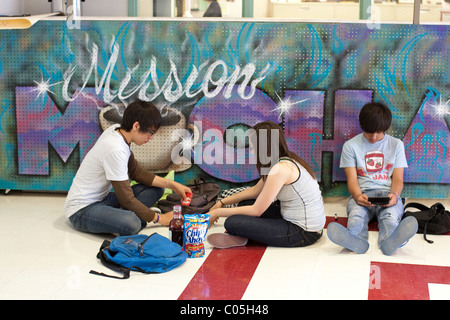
left=207, top=121, right=325, bottom=248
left=221, top=199, right=323, bottom=248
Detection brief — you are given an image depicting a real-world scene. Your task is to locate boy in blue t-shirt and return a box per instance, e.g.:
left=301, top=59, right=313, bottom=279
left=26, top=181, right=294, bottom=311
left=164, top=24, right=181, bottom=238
left=328, top=102, right=418, bottom=255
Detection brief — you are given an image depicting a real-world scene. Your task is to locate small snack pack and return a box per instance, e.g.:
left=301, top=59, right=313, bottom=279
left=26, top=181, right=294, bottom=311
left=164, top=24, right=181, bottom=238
left=181, top=192, right=192, bottom=206
left=183, top=214, right=210, bottom=258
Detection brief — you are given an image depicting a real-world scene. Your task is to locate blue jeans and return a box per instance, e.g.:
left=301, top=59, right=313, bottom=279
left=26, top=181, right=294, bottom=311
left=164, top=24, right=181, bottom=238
left=69, top=184, right=164, bottom=236
left=224, top=201, right=322, bottom=247
left=347, top=189, right=404, bottom=246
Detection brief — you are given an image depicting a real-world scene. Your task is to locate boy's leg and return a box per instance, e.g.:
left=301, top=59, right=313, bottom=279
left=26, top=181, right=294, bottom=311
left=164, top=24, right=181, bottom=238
left=69, top=201, right=144, bottom=236
left=327, top=222, right=370, bottom=254
left=378, top=200, right=418, bottom=255
left=376, top=199, right=405, bottom=244
left=131, top=184, right=164, bottom=208
left=347, top=197, right=374, bottom=241
left=327, top=197, right=372, bottom=254
left=68, top=187, right=163, bottom=236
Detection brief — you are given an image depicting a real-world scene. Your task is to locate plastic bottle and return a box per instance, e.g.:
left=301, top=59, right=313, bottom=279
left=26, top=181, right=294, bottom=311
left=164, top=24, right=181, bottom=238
left=169, top=205, right=184, bottom=246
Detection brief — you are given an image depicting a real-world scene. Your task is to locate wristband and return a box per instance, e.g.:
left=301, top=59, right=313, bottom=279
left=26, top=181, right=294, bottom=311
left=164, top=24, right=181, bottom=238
left=154, top=213, right=160, bottom=224
left=219, top=199, right=225, bottom=206
left=393, top=192, right=400, bottom=203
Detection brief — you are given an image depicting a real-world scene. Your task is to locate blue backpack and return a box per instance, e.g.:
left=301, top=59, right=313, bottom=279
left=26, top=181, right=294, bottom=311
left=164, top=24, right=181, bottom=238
left=90, top=233, right=187, bottom=279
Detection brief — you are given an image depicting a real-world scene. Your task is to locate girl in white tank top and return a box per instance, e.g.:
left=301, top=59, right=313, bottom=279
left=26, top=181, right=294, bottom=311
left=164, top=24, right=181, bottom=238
left=207, top=121, right=325, bottom=248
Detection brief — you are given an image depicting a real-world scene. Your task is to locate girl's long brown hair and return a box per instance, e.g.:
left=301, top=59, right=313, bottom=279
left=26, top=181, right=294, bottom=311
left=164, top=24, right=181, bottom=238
left=252, top=121, right=317, bottom=180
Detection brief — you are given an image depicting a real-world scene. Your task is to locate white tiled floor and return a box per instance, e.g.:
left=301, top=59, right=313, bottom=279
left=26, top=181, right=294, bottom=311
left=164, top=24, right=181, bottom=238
left=0, top=191, right=449, bottom=300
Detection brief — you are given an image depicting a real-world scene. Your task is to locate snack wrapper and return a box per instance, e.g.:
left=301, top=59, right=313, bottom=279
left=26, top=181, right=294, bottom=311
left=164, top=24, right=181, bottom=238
left=183, top=214, right=210, bottom=258
left=181, top=192, right=192, bottom=206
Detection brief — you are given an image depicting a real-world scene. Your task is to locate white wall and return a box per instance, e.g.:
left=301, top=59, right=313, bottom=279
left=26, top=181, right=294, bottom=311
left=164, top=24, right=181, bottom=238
left=24, top=0, right=51, bottom=15
left=82, top=0, right=129, bottom=16
left=138, top=0, right=154, bottom=17
left=20, top=0, right=128, bottom=16
left=1, top=0, right=25, bottom=15
left=220, top=0, right=243, bottom=18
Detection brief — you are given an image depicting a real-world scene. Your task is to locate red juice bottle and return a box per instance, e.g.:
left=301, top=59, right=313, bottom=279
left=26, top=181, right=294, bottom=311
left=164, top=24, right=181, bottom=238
left=169, top=205, right=184, bottom=247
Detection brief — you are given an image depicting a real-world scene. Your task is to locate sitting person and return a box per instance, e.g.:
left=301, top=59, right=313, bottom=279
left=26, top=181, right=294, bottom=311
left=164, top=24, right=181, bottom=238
left=207, top=121, right=325, bottom=248
left=65, top=100, right=191, bottom=236
left=327, top=102, right=418, bottom=255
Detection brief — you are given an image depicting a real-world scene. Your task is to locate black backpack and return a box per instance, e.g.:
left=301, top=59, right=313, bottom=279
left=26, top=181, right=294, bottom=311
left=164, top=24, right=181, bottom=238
left=158, top=179, right=220, bottom=214
left=403, top=202, right=450, bottom=244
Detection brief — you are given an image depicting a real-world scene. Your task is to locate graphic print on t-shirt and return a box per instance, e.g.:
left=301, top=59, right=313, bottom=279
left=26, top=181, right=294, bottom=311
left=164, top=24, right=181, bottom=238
left=365, top=151, right=384, bottom=173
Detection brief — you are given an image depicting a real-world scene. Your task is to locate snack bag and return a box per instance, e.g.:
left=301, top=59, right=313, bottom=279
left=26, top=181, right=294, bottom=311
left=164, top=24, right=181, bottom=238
left=181, top=192, right=192, bottom=206
left=183, top=214, right=210, bottom=258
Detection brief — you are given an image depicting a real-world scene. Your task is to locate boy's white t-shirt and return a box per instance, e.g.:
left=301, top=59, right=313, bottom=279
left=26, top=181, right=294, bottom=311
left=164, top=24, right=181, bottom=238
left=64, top=124, right=130, bottom=218
left=339, top=133, right=408, bottom=193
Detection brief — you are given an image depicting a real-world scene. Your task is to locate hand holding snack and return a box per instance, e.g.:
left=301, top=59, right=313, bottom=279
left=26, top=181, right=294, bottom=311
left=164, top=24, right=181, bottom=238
left=182, top=192, right=192, bottom=206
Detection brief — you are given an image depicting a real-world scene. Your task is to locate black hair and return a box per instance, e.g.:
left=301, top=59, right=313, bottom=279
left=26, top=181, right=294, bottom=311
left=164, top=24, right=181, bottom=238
left=121, top=100, right=162, bottom=133
left=359, top=102, right=392, bottom=133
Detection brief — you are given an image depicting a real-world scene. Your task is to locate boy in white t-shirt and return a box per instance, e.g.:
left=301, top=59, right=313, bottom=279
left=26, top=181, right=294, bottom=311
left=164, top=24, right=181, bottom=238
left=65, top=100, right=191, bottom=236
left=327, top=102, right=418, bottom=255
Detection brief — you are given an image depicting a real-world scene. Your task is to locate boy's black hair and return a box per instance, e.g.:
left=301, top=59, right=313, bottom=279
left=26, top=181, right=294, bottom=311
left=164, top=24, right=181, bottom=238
left=121, top=100, right=162, bottom=132
left=359, top=102, right=392, bottom=133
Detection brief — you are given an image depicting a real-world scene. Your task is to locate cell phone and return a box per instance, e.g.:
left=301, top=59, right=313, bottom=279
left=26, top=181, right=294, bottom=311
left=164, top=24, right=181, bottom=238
left=368, top=197, right=390, bottom=205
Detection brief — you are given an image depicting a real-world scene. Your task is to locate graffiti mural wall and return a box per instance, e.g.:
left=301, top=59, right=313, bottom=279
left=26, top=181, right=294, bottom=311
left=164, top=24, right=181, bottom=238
left=0, top=20, right=448, bottom=198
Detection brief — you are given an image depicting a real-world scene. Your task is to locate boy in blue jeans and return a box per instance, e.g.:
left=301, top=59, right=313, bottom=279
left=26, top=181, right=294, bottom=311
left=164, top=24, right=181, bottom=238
left=328, top=102, right=418, bottom=255
left=65, top=100, right=191, bottom=235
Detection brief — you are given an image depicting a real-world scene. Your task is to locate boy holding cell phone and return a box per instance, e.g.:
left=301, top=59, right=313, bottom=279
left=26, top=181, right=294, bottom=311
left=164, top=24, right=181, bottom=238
left=327, top=102, right=418, bottom=255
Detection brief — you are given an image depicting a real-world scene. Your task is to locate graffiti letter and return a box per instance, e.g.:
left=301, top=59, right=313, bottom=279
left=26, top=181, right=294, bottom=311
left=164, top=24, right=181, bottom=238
left=16, top=87, right=103, bottom=175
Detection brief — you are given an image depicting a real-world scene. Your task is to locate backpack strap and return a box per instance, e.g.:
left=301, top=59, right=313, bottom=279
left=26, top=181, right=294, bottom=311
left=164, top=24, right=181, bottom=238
left=89, top=266, right=131, bottom=279
left=404, top=202, right=430, bottom=212
left=423, top=219, right=433, bottom=244
left=404, top=202, right=441, bottom=244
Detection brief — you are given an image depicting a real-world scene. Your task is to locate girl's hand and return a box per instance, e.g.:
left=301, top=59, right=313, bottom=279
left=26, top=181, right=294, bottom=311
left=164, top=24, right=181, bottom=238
left=208, top=211, right=220, bottom=228
left=209, top=199, right=224, bottom=211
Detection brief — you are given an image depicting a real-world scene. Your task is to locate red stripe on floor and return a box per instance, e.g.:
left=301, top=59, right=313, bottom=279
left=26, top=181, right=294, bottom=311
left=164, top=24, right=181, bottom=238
left=369, top=262, right=450, bottom=300
left=178, top=242, right=267, bottom=300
